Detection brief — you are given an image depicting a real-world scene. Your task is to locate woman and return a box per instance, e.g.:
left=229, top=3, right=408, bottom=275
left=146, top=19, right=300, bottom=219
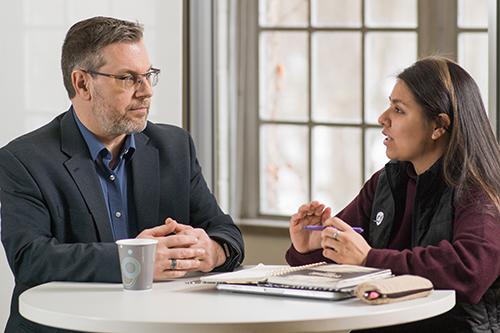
left=287, top=57, right=500, bottom=333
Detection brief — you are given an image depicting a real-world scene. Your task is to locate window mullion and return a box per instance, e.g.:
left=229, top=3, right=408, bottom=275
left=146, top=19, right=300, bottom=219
left=418, top=0, right=458, bottom=59
left=308, top=0, right=313, bottom=203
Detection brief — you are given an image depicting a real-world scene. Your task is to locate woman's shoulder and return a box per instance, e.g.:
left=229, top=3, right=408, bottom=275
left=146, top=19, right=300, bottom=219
left=454, top=185, right=499, bottom=218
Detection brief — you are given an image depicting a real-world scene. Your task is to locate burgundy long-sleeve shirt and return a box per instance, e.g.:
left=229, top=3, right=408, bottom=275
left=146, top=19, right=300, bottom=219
left=286, top=169, right=500, bottom=304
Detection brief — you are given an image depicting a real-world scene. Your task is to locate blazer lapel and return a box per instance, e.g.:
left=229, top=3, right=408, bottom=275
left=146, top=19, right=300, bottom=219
left=131, top=132, right=160, bottom=231
left=60, top=112, right=114, bottom=242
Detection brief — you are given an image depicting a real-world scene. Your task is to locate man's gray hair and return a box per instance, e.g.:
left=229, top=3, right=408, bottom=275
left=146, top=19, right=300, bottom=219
left=61, top=16, right=144, bottom=98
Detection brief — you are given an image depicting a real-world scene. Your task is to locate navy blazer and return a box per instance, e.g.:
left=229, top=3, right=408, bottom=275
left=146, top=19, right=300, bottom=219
left=0, top=110, right=244, bottom=333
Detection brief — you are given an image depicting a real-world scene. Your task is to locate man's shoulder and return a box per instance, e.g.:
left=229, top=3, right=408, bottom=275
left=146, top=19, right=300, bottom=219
left=142, top=122, right=190, bottom=143
left=144, top=122, right=188, bottom=135
left=1, top=113, right=65, bottom=154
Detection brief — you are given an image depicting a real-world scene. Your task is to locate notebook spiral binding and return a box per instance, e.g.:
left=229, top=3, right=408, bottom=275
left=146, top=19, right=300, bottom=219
left=269, top=262, right=327, bottom=277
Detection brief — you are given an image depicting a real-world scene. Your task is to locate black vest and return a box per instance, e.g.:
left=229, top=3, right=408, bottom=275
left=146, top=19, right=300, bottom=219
left=363, top=161, right=500, bottom=333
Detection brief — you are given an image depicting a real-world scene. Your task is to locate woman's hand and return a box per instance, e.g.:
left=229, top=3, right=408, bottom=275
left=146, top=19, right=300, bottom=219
left=289, top=201, right=331, bottom=253
left=320, top=217, right=371, bottom=265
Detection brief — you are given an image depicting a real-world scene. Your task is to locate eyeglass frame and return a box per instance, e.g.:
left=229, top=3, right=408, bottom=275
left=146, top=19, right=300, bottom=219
left=81, top=67, right=160, bottom=89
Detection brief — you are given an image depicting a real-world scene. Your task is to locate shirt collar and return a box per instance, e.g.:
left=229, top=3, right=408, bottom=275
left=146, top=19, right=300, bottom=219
left=71, top=107, right=136, bottom=162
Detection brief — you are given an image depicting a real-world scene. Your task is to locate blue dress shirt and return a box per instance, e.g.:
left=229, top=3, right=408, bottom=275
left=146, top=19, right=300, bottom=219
left=72, top=108, right=136, bottom=240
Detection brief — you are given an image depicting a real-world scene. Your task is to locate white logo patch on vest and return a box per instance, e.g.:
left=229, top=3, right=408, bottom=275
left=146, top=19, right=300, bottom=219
left=374, top=211, right=384, bottom=226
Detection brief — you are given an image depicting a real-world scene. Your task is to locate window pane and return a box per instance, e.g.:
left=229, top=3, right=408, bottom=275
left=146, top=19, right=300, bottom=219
left=365, top=0, right=417, bottom=28
left=312, top=0, right=361, bottom=27
left=260, top=124, right=309, bottom=215
left=260, top=32, right=309, bottom=121
left=259, top=0, right=308, bottom=27
left=458, top=33, right=489, bottom=114
left=364, top=128, right=388, bottom=180
left=312, top=32, right=362, bottom=123
left=312, top=126, right=361, bottom=214
left=365, top=32, right=417, bottom=124
left=458, top=0, right=488, bottom=28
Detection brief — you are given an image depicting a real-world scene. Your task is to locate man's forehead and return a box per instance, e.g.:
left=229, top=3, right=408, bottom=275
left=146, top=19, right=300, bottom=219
left=99, top=41, right=151, bottom=71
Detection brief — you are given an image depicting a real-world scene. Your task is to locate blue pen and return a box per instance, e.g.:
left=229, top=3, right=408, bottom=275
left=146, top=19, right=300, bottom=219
left=303, top=225, right=364, bottom=233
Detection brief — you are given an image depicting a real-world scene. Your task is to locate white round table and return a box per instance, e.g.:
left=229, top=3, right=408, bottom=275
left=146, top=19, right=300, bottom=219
left=20, top=279, right=455, bottom=333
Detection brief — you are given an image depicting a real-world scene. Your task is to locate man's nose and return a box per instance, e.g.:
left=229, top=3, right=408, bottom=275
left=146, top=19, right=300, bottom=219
left=135, top=78, right=154, bottom=98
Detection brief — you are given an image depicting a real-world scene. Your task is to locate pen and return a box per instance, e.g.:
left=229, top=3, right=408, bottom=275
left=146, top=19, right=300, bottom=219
left=303, top=225, right=364, bottom=233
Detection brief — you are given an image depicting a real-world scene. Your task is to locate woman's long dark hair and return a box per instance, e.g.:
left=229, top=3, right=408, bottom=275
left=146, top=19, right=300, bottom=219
left=398, top=56, right=500, bottom=214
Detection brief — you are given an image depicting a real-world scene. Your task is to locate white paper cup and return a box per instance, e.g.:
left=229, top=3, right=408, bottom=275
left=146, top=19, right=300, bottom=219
left=116, top=238, right=158, bottom=291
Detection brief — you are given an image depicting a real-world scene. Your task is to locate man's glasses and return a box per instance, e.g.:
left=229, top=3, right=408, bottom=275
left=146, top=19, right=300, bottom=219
left=83, top=68, right=160, bottom=90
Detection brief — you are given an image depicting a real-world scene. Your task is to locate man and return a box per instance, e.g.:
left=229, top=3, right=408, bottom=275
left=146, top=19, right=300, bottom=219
left=0, top=16, right=244, bottom=332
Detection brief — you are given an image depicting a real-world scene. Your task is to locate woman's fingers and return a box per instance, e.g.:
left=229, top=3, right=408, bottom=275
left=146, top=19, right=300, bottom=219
left=321, top=207, right=332, bottom=223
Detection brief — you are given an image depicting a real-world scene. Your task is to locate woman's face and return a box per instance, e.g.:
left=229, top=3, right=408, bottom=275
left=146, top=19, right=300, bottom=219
left=378, top=80, right=441, bottom=173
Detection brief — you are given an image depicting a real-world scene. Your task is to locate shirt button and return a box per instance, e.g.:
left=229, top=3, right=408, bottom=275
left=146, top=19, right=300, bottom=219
left=109, top=175, right=116, bottom=181
left=115, top=211, right=122, bottom=218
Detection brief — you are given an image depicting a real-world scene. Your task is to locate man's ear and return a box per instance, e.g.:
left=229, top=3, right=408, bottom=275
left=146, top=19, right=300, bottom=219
left=431, top=113, right=451, bottom=140
left=71, top=70, right=92, bottom=100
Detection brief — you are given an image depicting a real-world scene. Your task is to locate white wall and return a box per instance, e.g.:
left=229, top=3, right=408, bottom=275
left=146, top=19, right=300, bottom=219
left=0, top=1, right=183, bottom=330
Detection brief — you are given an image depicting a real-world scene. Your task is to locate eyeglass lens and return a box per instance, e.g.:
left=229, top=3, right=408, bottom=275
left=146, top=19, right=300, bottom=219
left=130, top=71, right=159, bottom=88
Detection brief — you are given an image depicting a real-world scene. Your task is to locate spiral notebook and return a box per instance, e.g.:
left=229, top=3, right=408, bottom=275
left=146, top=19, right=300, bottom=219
left=201, top=262, right=392, bottom=301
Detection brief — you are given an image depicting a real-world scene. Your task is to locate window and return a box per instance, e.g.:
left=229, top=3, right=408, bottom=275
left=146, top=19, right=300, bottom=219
left=457, top=0, right=489, bottom=113
left=211, top=0, right=496, bottom=222
left=257, top=0, right=420, bottom=217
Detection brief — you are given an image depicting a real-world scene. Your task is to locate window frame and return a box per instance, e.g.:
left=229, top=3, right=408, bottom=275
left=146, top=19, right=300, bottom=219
left=251, top=0, right=419, bottom=219
left=185, top=0, right=499, bottom=222
left=237, top=0, right=498, bottom=220
left=489, top=0, right=499, bottom=137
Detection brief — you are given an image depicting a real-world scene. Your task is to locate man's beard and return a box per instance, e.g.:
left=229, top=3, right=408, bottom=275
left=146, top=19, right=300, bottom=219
left=92, top=94, right=149, bottom=136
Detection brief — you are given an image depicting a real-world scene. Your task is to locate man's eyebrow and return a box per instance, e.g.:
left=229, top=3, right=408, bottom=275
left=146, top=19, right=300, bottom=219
left=117, top=66, right=154, bottom=75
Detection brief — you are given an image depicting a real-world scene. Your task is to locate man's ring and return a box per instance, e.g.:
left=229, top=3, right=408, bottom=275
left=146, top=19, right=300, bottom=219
left=171, top=258, right=177, bottom=270
left=332, top=230, right=339, bottom=241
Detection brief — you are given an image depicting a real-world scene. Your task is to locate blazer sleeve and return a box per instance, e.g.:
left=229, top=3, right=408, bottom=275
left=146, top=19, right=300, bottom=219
left=186, top=135, right=244, bottom=272
left=0, top=148, right=121, bottom=287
